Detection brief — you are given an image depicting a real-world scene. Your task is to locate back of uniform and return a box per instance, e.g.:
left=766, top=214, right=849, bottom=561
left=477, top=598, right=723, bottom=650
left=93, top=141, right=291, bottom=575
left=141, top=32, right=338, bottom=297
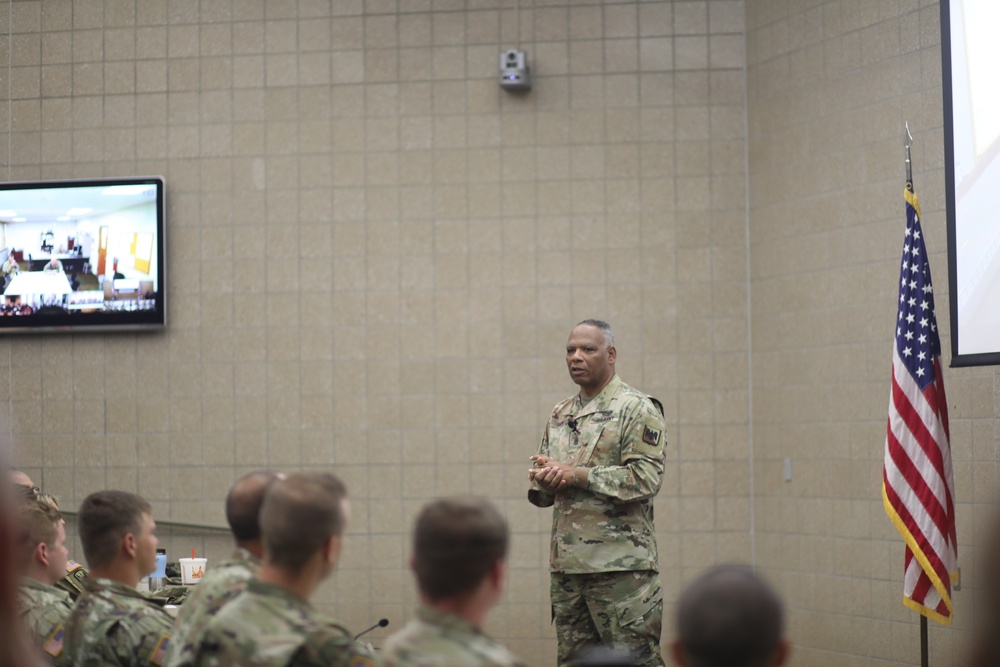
left=193, top=579, right=375, bottom=667
left=60, top=577, right=173, bottom=667
left=383, top=606, right=526, bottom=667
left=164, top=548, right=259, bottom=667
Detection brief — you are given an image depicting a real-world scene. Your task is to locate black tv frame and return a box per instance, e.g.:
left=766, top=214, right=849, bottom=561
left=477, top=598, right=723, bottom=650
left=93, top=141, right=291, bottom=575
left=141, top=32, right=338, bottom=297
left=0, top=176, right=166, bottom=334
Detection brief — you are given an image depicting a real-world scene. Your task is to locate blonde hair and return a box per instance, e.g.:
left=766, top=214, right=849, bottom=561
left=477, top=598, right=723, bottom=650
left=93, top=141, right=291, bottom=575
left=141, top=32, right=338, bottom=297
left=15, top=493, right=62, bottom=569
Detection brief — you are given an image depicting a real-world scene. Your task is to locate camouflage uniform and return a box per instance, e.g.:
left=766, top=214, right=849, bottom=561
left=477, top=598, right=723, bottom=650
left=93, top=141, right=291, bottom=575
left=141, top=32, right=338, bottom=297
left=53, top=559, right=89, bottom=600
left=193, top=579, right=377, bottom=667
left=529, top=375, right=667, bottom=667
left=59, top=577, right=174, bottom=667
left=164, top=547, right=261, bottom=667
left=16, top=577, right=74, bottom=662
left=383, top=605, right=527, bottom=667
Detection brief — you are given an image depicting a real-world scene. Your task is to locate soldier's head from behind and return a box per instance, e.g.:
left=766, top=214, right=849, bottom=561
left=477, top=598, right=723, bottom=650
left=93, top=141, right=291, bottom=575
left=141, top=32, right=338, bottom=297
left=225, top=470, right=284, bottom=557
left=15, top=492, right=68, bottom=586
left=78, top=490, right=158, bottom=587
left=671, top=565, right=788, bottom=667
left=567, top=319, right=617, bottom=399
left=9, top=467, right=38, bottom=497
left=411, top=496, right=509, bottom=626
left=260, top=472, right=349, bottom=588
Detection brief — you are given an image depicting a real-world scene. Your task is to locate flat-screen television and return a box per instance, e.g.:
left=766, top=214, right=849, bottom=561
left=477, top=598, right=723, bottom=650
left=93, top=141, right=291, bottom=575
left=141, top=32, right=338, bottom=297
left=942, top=0, right=1000, bottom=365
left=0, top=177, right=165, bottom=333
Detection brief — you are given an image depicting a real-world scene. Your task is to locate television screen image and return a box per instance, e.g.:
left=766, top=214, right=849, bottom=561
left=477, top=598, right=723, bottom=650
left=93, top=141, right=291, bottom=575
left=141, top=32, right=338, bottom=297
left=0, top=177, right=166, bottom=333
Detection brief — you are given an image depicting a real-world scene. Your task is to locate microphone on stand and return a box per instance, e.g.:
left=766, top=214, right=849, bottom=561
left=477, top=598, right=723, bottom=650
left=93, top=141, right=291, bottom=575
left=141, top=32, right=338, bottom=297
left=355, top=618, right=389, bottom=640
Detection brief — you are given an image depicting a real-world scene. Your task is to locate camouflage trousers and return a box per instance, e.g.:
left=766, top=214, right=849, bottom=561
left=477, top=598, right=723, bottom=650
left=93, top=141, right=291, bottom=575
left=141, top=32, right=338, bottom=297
left=550, top=570, right=664, bottom=667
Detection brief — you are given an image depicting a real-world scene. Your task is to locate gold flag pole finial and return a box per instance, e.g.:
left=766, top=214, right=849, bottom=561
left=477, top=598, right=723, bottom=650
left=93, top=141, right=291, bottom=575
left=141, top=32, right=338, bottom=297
left=905, top=122, right=914, bottom=192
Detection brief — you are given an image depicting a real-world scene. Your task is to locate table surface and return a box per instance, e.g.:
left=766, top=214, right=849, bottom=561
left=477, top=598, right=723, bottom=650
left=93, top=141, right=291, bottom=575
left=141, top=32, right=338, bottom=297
left=5, top=272, right=72, bottom=296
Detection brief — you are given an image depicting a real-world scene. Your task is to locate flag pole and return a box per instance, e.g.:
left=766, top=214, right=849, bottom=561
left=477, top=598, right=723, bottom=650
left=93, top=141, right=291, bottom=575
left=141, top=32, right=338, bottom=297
left=904, top=120, right=930, bottom=667
left=905, top=121, right=914, bottom=193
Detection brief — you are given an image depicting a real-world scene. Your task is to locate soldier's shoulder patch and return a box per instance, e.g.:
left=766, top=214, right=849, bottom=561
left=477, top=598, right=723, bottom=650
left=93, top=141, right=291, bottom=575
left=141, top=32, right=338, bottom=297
left=350, top=657, right=376, bottom=667
left=43, top=625, right=65, bottom=657
left=149, top=633, right=170, bottom=666
left=66, top=560, right=83, bottom=573
left=642, top=425, right=661, bottom=447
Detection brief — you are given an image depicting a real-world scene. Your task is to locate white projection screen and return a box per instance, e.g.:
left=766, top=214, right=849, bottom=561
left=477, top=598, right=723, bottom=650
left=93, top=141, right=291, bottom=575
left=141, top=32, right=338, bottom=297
left=942, top=0, right=1000, bottom=366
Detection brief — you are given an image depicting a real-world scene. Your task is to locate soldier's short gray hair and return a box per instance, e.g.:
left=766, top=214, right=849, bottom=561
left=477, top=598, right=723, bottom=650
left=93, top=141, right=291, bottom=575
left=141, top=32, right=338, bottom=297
left=576, top=319, right=615, bottom=348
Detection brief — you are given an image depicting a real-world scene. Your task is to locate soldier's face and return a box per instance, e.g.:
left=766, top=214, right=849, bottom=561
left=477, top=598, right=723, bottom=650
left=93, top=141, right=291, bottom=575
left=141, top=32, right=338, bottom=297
left=135, top=512, right=159, bottom=576
left=46, top=520, right=69, bottom=584
left=566, top=325, right=616, bottom=397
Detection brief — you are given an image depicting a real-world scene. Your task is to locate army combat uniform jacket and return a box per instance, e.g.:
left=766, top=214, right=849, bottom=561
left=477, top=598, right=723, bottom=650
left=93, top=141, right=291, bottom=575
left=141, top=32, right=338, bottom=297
left=164, top=547, right=261, bottom=667
left=193, top=579, right=377, bottom=667
left=16, top=577, right=74, bottom=662
left=59, top=577, right=173, bottom=667
left=383, top=606, right=527, bottom=667
left=529, top=375, right=666, bottom=573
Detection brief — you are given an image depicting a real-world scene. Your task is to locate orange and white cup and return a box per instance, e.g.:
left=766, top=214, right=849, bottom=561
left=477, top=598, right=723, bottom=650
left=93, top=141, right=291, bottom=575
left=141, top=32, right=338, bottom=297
left=179, top=557, right=208, bottom=584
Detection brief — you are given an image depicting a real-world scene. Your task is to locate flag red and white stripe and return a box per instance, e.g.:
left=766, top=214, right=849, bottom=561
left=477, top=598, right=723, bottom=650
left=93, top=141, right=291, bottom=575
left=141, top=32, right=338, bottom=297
left=883, top=187, right=958, bottom=624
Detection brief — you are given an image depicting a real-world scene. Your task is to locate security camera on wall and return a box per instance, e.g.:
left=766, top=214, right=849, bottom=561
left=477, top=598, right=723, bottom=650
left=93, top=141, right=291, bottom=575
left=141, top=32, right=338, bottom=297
left=499, top=49, right=531, bottom=91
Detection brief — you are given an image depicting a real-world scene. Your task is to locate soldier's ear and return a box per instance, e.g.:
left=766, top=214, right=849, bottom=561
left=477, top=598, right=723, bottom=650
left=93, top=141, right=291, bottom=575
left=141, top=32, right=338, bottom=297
left=490, top=558, right=506, bottom=592
left=607, top=346, right=616, bottom=364
left=122, top=532, right=137, bottom=559
left=34, top=541, right=50, bottom=567
left=325, top=534, right=343, bottom=568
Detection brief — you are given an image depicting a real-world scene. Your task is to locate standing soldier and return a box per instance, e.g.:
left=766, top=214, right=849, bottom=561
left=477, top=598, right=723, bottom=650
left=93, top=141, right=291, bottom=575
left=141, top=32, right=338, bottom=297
left=529, top=320, right=667, bottom=666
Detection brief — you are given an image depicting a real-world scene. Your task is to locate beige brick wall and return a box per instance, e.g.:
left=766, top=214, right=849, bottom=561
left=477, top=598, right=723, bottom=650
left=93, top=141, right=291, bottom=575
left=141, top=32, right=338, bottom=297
left=0, top=1, right=749, bottom=663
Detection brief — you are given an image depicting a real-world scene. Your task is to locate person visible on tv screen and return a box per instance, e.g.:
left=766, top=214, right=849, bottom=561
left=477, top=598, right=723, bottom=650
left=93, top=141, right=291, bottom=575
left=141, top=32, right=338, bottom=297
left=42, top=258, right=63, bottom=274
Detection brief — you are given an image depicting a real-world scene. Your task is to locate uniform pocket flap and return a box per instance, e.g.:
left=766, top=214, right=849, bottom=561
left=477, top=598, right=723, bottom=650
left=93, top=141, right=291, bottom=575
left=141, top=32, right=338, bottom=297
left=613, top=574, right=663, bottom=629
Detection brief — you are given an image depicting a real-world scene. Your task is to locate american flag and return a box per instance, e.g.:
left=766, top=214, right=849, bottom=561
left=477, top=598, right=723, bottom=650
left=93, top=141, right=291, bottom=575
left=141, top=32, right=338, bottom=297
left=883, top=187, right=958, bottom=624
left=43, top=626, right=64, bottom=657
left=150, top=634, right=170, bottom=666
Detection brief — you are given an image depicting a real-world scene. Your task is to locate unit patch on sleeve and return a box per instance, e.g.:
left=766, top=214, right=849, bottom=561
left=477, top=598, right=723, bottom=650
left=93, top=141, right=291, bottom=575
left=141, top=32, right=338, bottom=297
left=642, top=426, right=661, bottom=447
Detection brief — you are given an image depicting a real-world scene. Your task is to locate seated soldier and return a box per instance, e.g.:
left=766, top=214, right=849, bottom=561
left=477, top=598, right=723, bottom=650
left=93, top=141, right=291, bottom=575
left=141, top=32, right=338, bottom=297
left=670, top=565, right=789, bottom=667
left=60, top=490, right=172, bottom=667
left=165, top=470, right=284, bottom=667
left=14, top=492, right=74, bottom=663
left=192, top=472, right=376, bottom=667
left=8, top=468, right=89, bottom=600
left=383, top=496, right=527, bottom=667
